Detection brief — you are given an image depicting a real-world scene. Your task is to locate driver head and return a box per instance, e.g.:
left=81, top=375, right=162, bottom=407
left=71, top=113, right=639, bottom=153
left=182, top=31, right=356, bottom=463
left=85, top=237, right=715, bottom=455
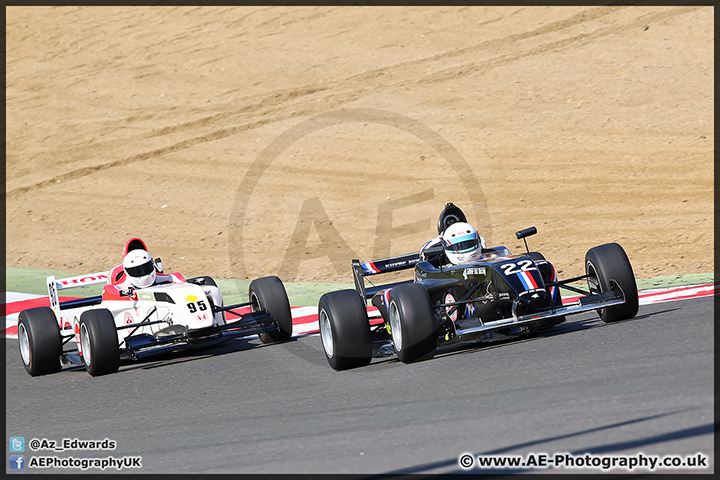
left=442, top=222, right=485, bottom=265
left=123, top=249, right=156, bottom=288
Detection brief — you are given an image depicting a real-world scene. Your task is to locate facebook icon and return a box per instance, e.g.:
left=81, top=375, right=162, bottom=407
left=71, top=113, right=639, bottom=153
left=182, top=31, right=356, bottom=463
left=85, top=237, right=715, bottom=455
left=10, top=455, right=25, bottom=470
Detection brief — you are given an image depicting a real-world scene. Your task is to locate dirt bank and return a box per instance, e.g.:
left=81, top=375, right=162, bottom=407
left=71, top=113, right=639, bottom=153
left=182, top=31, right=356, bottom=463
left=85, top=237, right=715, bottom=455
left=6, top=6, right=713, bottom=283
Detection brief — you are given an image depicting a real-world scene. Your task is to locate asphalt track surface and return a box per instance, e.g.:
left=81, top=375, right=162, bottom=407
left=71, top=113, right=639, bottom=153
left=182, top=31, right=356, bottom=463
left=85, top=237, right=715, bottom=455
left=5, top=295, right=714, bottom=475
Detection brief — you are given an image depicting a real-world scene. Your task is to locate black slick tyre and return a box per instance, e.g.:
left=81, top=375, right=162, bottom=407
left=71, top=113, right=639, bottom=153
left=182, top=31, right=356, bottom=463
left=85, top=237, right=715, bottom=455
left=250, top=276, right=293, bottom=343
left=387, top=283, right=437, bottom=363
left=17, top=307, right=63, bottom=376
left=318, top=290, right=372, bottom=371
left=79, top=309, right=120, bottom=376
left=585, top=243, right=639, bottom=323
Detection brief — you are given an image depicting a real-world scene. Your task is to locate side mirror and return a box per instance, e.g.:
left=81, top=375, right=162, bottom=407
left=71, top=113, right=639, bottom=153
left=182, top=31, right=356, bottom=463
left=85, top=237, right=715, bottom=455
left=515, top=227, right=537, bottom=253
left=154, top=257, right=164, bottom=273
left=515, top=226, right=537, bottom=240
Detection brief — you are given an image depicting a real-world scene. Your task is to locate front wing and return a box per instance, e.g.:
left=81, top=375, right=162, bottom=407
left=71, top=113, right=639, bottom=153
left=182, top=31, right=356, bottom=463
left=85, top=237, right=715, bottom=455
left=450, top=282, right=626, bottom=341
left=120, top=309, right=280, bottom=360
left=58, top=303, right=283, bottom=366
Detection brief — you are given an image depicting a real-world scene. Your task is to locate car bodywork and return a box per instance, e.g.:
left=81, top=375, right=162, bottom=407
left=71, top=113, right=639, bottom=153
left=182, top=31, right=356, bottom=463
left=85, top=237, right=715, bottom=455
left=319, top=226, right=638, bottom=369
left=18, top=270, right=290, bottom=375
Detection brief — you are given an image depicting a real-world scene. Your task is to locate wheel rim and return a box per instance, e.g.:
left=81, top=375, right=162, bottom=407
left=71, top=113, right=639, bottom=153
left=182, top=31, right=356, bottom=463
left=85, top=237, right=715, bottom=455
left=586, top=260, right=607, bottom=318
left=18, top=324, right=31, bottom=366
left=319, top=310, right=334, bottom=358
left=389, top=301, right=402, bottom=352
left=80, top=323, right=92, bottom=366
left=586, top=261, right=601, bottom=294
left=250, top=292, right=260, bottom=313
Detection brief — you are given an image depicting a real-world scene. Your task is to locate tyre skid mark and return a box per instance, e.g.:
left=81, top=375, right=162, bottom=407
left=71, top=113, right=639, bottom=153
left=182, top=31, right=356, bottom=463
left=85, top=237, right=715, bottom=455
left=419, top=6, right=702, bottom=86
left=9, top=6, right=702, bottom=199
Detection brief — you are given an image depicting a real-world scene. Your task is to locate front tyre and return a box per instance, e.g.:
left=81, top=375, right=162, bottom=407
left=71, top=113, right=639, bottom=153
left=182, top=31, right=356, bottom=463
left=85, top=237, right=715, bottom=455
left=250, top=276, right=293, bottom=343
left=17, top=307, right=62, bottom=376
left=585, top=243, right=639, bottom=323
left=387, top=283, right=437, bottom=364
left=318, top=290, right=372, bottom=371
left=79, top=309, right=120, bottom=376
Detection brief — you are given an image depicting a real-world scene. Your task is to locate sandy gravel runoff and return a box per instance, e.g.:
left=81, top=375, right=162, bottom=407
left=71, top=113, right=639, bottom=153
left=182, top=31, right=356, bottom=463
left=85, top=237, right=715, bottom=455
left=6, top=6, right=713, bottom=284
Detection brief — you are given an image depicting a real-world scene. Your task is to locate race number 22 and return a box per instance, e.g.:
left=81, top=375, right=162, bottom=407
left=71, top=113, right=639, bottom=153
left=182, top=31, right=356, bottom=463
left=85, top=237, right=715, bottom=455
left=500, top=260, right=536, bottom=276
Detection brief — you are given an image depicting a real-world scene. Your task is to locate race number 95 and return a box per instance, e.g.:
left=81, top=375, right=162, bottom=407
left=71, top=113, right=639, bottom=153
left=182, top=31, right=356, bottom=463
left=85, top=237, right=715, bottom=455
left=187, top=300, right=208, bottom=313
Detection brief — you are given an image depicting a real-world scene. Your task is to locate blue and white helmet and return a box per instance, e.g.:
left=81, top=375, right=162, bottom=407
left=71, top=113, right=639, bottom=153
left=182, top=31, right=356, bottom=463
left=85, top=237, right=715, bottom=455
left=442, top=222, right=485, bottom=265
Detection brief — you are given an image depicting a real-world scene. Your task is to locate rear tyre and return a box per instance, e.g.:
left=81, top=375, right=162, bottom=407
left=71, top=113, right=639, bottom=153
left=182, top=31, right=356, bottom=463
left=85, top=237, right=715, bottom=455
left=387, top=284, right=437, bottom=363
left=79, top=309, right=120, bottom=376
left=250, top=276, right=293, bottom=343
left=17, top=307, right=62, bottom=376
left=318, top=290, right=372, bottom=371
left=585, top=243, right=639, bottom=323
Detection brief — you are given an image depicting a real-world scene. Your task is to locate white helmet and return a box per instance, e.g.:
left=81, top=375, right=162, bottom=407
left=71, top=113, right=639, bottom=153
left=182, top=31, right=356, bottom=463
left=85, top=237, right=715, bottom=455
left=123, top=249, right=156, bottom=288
left=442, top=222, right=485, bottom=265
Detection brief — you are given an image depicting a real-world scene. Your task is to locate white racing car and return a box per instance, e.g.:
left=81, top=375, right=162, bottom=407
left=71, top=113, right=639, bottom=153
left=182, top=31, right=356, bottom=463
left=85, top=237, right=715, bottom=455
left=17, top=269, right=292, bottom=377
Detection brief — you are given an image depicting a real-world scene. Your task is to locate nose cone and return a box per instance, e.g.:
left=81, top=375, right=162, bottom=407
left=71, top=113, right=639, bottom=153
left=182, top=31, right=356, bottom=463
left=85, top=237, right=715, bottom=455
left=517, top=289, right=548, bottom=306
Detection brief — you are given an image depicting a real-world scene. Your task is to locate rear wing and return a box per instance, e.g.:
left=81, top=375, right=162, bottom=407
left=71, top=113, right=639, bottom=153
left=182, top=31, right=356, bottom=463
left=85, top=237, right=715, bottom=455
left=47, top=272, right=109, bottom=321
left=352, top=252, right=420, bottom=300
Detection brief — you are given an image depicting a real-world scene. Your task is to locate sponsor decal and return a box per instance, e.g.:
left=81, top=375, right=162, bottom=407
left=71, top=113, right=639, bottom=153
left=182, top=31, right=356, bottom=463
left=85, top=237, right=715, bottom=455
left=445, top=293, right=458, bottom=321
left=464, top=267, right=486, bottom=276
left=124, top=312, right=133, bottom=325
left=520, top=288, right=545, bottom=300
left=185, top=295, right=198, bottom=303
left=138, top=292, right=154, bottom=302
left=58, top=274, right=109, bottom=286
left=363, top=262, right=381, bottom=274
left=517, top=271, right=540, bottom=291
